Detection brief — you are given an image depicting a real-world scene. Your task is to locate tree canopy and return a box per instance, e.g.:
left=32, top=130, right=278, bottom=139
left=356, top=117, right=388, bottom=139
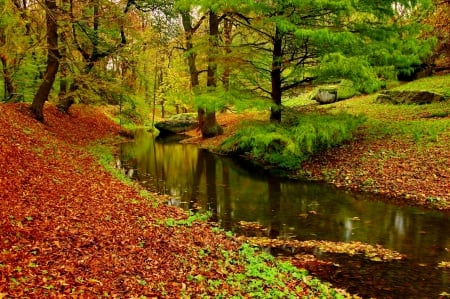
left=0, top=0, right=440, bottom=124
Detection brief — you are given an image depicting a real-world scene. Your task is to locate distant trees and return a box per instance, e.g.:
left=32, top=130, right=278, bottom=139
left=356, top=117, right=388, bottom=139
left=424, top=0, right=450, bottom=72
left=0, top=0, right=437, bottom=127
left=231, top=0, right=434, bottom=122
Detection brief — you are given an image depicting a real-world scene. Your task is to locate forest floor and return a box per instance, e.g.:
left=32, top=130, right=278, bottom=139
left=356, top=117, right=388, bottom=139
left=183, top=79, right=450, bottom=212
left=0, top=103, right=352, bottom=298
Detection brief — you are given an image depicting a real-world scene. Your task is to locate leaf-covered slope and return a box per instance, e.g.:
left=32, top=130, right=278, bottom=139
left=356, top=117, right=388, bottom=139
left=0, top=104, right=198, bottom=296
left=0, top=104, right=347, bottom=298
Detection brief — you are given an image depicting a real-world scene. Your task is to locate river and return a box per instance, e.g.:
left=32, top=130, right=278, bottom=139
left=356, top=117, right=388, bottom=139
left=118, top=129, right=450, bottom=298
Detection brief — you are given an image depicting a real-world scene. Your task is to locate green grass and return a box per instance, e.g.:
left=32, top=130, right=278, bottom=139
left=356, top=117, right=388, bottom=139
left=325, top=74, right=450, bottom=144
left=223, top=74, right=449, bottom=168
left=220, top=112, right=366, bottom=169
left=283, top=79, right=359, bottom=108
left=393, top=75, right=450, bottom=97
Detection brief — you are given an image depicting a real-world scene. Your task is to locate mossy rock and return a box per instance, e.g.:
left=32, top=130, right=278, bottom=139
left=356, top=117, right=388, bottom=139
left=154, top=113, right=198, bottom=135
left=313, top=88, right=338, bottom=104
left=375, top=91, right=448, bottom=105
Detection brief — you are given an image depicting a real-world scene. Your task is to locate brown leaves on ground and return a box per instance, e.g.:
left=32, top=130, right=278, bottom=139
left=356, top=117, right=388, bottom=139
left=301, top=133, right=450, bottom=210
left=0, top=103, right=241, bottom=297
left=242, top=237, right=405, bottom=262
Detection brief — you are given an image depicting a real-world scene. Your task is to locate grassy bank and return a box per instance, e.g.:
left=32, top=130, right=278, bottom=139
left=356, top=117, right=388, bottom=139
left=300, top=75, right=450, bottom=209
left=185, top=74, right=449, bottom=210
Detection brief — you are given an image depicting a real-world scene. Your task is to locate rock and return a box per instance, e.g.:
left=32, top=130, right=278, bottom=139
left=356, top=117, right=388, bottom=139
left=154, top=113, right=198, bottom=135
left=314, top=88, right=338, bottom=104
left=375, top=90, right=448, bottom=105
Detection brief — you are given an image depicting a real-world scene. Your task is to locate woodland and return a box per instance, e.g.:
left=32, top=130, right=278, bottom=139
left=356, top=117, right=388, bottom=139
left=1, top=0, right=450, bottom=297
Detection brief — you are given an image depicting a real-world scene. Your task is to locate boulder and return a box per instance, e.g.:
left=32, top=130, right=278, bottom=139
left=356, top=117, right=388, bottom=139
left=154, top=113, right=198, bottom=135
left=314, top=88, right=338, bottom=104
left=376, top=90, right=447, bottom=105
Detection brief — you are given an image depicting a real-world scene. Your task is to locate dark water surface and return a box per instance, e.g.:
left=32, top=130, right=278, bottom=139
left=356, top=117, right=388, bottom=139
left=119, top=129, right=450, bottom=298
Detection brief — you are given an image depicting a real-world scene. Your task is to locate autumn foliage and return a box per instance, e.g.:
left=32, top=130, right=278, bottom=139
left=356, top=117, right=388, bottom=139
left=0, top=104, right=221, bottom=297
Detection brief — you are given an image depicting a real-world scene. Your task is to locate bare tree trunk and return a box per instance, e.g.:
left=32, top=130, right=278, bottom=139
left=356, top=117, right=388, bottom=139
left=270, top=26, right=283, bottom=123
left=30, top=0, right=59, bottom=122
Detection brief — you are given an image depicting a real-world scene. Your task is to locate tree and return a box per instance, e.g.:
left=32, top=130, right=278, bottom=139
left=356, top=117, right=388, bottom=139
left=232, top=0, right=433, bottom=122
left=424, top=0, right=450, bottom=72
left=0, top=0, right=18, bottom=100
left=1, top=0, right=42, bottom=102
left=55, top=0, right=132, bottom=113
left=197, top=10, right=223, bottom=138
left=30, top=0, right=59, bottom=121
left=177, top=4, right=224, bottom=138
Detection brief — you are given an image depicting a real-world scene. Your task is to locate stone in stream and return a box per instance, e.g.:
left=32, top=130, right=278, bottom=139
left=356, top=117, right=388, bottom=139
left=154, top=113, right=198, bottom=135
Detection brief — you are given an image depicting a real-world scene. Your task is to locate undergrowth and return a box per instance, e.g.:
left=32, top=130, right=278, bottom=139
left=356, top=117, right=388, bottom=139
left=188, top=244, right=350, bottom=298
left=219, top=112, right=366, bottom=169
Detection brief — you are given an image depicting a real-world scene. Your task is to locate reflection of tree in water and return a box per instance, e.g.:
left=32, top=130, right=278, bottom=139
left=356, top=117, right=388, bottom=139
left=220, top=163, right=232, bottom=231
left=205, top=153, right=218, bottom=222
left=119, top=132, right=450, bottom=296
left=268, top=176, right=281, bottom=239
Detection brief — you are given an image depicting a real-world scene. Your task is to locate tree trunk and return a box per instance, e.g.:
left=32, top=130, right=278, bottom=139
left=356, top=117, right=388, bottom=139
left=199, top=10, right=223, bottom=138
left=30, top=0, right=59, bottom=122
left=57, top=0, right=73, bottom=113
left=1, top=55, right=16, bottom=100
left=222, top=18, right=233, bottom=91
left=181, top=11, right=200, bottom=89
left=198, top=108, right=223, bottom=138
left=0, top=20, right=16, bottom=100
left=270, top=26, right=283, bottom=123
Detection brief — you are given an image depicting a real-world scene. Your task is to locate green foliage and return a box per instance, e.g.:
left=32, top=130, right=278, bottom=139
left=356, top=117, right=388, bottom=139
left=88, top=145, right=132, bottom=184
left=220, top=112, right=366, bottom=169
left=325, top=74, right=450, bottom=145
left=0, top=1, right=45, bottom=101
left=317, top=54, right=383, bottom=93
left=163, top=211, right=212, bottom=227
left=193, top=89, right=228, bottom=113
left=206, top=244, right=346, bottom=298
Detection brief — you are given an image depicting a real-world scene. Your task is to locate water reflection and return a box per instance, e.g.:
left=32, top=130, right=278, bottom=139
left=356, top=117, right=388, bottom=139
left=119, top=129, right=450, bottom=297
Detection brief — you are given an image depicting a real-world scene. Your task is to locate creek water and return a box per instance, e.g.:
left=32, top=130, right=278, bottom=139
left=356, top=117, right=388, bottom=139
left=118, top=129, right=450, bottom=298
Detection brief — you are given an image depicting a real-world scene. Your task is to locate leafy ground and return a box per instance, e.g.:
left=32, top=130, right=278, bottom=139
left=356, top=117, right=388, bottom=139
left=185, top=75, right=450, bottom=211
left=0, top=103, right=352, bottom=298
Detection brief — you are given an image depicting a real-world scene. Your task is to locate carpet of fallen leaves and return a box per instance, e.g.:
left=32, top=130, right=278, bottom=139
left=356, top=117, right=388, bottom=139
left=301, top=132, right=450, bottom=211
left=1, top=104, right=348, bottom=298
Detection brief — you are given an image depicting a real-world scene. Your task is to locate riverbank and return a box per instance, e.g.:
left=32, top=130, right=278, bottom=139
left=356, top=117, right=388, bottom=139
left=183, top=75, right=450, bottom=211
left=0, top=103, right=351, bottom=297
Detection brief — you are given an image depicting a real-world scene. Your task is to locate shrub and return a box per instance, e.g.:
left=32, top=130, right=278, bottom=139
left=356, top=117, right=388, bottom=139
left=220, top=112, right=366, bottom=169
